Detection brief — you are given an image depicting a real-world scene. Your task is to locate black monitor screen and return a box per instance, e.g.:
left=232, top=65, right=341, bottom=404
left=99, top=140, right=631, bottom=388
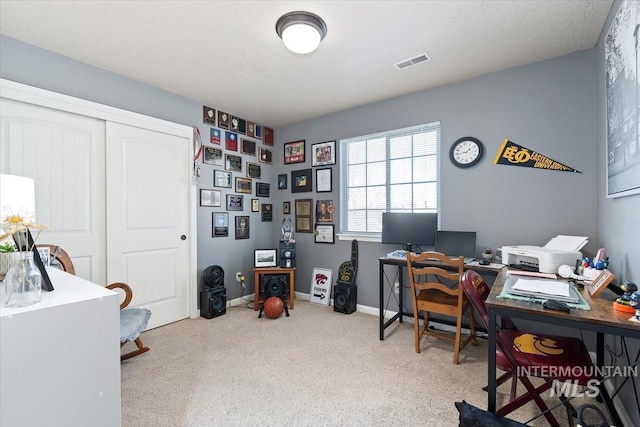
left=381, top=212, right=438, bottom=248
left=434, top=231, right=477, bottom=258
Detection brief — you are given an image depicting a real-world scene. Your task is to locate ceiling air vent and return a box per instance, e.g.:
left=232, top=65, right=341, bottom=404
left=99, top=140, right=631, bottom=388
left=394, top=53, right=431, bottom=70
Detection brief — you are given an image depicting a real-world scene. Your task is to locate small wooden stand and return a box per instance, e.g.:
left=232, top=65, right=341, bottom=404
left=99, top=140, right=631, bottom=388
left=253, top=267, right=296, bottom=311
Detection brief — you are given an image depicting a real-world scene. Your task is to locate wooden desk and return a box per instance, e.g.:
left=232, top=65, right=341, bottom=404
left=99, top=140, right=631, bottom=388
left=486, top=268, right=640, bottom=424
left=378, top=256, right=503, bottom=340
left=253, top=267, right=296, bottom=310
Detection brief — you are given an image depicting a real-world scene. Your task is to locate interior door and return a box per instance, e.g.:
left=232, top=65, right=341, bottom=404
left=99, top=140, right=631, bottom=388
left=105, top=122, right=190, bottom=329
left=0, top=98, right=106, bottom=283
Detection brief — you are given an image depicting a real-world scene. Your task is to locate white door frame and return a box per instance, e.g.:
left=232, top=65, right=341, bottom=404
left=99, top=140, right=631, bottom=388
left=0, top=78, right=198, bottom=320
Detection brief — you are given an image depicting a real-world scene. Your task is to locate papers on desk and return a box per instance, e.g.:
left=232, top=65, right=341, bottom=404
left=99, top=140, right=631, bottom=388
left=465, top=260, right=505, bottom=269
left=506, top=277, right=580, bottom=303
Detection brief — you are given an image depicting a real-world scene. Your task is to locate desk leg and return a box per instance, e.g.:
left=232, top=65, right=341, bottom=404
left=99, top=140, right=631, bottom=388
left=379, top=260, right=385, bottom=340
left=254, top=271, right=260, bottom=311
left=289, top=270, right=295, bottom=309
left=398, top=266, right=404, bottom=323
left=487, top=307, right=497, bottom=413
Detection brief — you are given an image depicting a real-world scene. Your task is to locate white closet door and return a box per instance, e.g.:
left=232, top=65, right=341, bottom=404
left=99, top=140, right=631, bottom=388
left=0, top=98, right=106, bottom=283
left=106, top=122, right=190, bottom=329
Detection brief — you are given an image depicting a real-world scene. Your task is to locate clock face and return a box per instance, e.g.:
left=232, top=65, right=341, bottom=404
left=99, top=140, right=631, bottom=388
left=449, top=137, right=484, bottom=168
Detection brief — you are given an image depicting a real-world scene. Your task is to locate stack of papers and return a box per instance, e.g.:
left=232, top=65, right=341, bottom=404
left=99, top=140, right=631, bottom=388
left=507, top=278, right=579, bottom=303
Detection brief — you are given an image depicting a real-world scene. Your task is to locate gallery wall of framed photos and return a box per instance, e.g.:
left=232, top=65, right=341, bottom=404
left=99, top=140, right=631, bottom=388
left=199, top=105, right=274, bottom=239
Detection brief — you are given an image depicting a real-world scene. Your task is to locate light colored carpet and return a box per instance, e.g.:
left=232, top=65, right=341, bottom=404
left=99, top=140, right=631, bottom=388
left=120, top=299, right=610, bottom=426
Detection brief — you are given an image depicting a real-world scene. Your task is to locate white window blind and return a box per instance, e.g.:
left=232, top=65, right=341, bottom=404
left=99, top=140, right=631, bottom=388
left=339, top=122, right=440, bottom=236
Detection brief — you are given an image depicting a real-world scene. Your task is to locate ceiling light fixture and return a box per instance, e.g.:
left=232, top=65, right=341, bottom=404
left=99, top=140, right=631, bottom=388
left=275, top=11, right=327, bottom=55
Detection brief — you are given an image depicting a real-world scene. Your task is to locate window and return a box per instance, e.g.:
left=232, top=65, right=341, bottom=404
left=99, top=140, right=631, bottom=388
left=339, top=122, right=440, bottom=237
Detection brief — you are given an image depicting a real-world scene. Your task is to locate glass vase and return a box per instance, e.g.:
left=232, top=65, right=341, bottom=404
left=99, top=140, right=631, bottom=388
left=3, top=251, right=42, bottom=308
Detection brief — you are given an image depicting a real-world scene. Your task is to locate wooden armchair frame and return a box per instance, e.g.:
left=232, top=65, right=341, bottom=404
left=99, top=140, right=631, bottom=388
left=107, top=282, right=151, bottom=361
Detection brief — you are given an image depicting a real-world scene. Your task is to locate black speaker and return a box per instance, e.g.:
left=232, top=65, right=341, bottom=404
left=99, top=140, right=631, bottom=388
left=261, top=274, right=289, bottom=301
left=279, top=240, right=296, bottom=268
left=333, top=283, right=357, bottom=314
left=200, top=286, right=226, bottom=319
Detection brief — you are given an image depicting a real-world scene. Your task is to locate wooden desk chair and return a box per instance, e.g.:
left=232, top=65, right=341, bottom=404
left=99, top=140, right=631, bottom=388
left=37, top=244, right=75, bottom=275
left=405, top=251, right=477, bottom=364
left=461, top=270, right=596, bottom=427
left=107, top=282, right=152, bottom=361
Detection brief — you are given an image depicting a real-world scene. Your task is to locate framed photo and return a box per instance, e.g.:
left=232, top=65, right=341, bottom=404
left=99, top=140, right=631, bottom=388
left=210, top=128, right=221, bottom=145
left=235, top=216, right=250, bottom=239
left=261, top=203, right=273, bottom=222
left=225, top=131, right=239, bottom=151
left=230, top=116, right=240, bottom=132
left=587, top=269, right=615, bottom=297
left=283, top=201, right=290, bottom=214
left=251, top=198, right=259, bottom=212
left=278, top=174, right=288, bottom=189
left=212, top=212, right=229, bottom=237
left=203, top=106, right=215, bottom=125
left=315, top=224, right=335, bottom=244
left=312, top=140, right=336, bottom=166
left=247, top=121, right=256, bottom=138
left=254, top=124, right=263, bottom=140
left=225, top=153, right=242, bottom=172
left=200, top=189, right=221, bottom=207
left=291, top=169, right=312, bottom=193
left=226, top=194, right=243, bottom=211
left=235, top=177, right=252, bottom=194
left=256, top=182, right=270, bottom=197
left=263, top=127, right=273, bottom=145
left=284, top=140, right=305, bottom=164
left=213, top=170, right=232, bottom=188
left=203, top=146, right=223, bottom=165
left=238, top=118, right=247, bottom=135
left=254, top=249, right=277, bottom=268
left=316, top=200, right=334, bottom=222
left=218, top=111, right=230, bottom=129
left=247, top=162, right=262, bottom=179
left=316, top=168, right=332, bottom=192
left=295, top=198, right=313, bottom=233
left=605, top=0, right=640, bottom=198
left=259, top=147, right=272, bottom=164
left=241, top=138, right=256, bottom=156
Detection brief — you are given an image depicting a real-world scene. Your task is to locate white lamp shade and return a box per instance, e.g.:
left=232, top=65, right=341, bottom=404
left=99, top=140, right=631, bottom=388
left=0, top=174, right=36, bottom=220
left=282, top=23, right=322, bottom=54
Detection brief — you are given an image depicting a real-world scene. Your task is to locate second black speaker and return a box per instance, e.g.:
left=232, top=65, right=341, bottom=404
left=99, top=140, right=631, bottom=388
left=333, top=283, right=357, bottom=314
left=200, top=286, right=226, bottom=319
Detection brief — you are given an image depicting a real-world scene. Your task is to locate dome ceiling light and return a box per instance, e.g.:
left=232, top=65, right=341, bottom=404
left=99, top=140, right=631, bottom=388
left=275, top=11, right=327, bottom=55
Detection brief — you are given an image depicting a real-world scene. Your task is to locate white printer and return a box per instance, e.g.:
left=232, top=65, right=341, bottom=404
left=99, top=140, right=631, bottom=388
left=501, top=235, right=588, bottom=274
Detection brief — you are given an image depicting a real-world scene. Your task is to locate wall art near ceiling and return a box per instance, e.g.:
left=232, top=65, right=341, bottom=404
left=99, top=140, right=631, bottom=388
left=213, top=170, right=232, bottom=188
left=315, top=168, right=332, bottom=192
left=605, top=0, right=640, bottom=198
left=294, top=199, right=313, bottom=233
left=225, top=131, right=239, bottom=151
left=242, top=138, right=257, bottom=156
left=226, top=194, right=243, bottom=211
left=203, top=106, right=216, bottom=125
left=256, top=182, right=270, bottom=197
left=255, top=124, right=263, bottom=141
left=291, top=168, right=312, bottom=193
left=235, top=177, right=253, bottom=194
left=225, top=153, right=242, bottom=172
left=203, top=146, right=223, bottom=165
left=261, top=203, right=273, bottom=222
left=311, top=140, right=336, bottom=166
left=247, top=162, right=262, bottom=179
left=235, top=216, right=250, bottom=239
left=247, top=121, right=256, bottom=138
left=200, top=189, right=221, bottom=207
left=263, top=127, right=274, bottom=145
left=316, top=199, right=334, bottom=223
left=213, top=212, right=229, bottom=237
left=259, top=147, right=272, bottom=164
left=278, top=174, right=288, bottom=189
left=210, top=128, right=221, bottom=145
left=284, top=140, right=305, bottom=164
left=218, top=111, right=229, bottom=129
left=230, top=116, right=243, bottom=134
left=238, top=118, right=247, bottom=135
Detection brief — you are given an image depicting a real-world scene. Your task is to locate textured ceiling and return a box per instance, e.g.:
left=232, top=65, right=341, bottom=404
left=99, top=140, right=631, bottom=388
left=0, top=1, right=613, bottom=128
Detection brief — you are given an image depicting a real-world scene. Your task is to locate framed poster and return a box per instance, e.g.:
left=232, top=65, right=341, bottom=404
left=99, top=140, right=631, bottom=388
left=218, top=111, right=230, bottom=129
left=295, top=198, right=313, bottom=233
left=284, top=140, right=305, bottom=164
left=212, top=212, right=229, bottom=237
left=235, top=216, right=250, bottom=239
left=256, top=182, right=270, bottom=197
left=230, top=115, right=240, bottom=133
left=203, top=106, right=216, bottom=125
left=263, top=126, right=273, bottom=145
left=225, top=154, right=242, bottom=172
left=605, top=0, right=640, bottom=198
left=241, top=138, right=256, bottom=156
left=251, top=198, right=259, bottom=212
left=210, top=128, right=221, bottom=145
left=316, top=200, right=334, bottom=222
left=291, top=169, right=312, bottom=193
left=314, top=224, right=335, bottom=244
left=278, top=174, right=288, bottom=189
left=225, top=131, right=239, bottom=151
left=235, top=177, right=252, bottom=194
left=254, top=124, right=263, bottom=140
left=316, top=168, right=332, bottom=192
left=213, top=170, right=232, bottom=188
left=261, top=203, right=273, bottom=222
left=247, top=162, right=262, bottom=179
left=203, top=146, right=223, bottom=166
left=259, top=147, right=272, bottom=164
left=247, top=121, right=256, bottom=138
left=311, top=140, right=336, bottom=166
left=200, top=189, right=221, bottom=207
left=226, top=194, right=243, bottom=211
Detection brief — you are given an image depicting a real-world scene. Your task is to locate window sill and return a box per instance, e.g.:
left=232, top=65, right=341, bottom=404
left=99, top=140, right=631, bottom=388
left=336, top=233, right=380, bottom=243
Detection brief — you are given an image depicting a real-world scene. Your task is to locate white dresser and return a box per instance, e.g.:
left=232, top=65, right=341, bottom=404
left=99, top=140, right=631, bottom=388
left=1, top=267, right=121, bottom=427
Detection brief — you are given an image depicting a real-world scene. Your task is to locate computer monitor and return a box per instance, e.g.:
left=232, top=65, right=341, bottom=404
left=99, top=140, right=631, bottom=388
left=434, top=230, right=477, bottom=260
left=381, top=212, right=438, bottom=251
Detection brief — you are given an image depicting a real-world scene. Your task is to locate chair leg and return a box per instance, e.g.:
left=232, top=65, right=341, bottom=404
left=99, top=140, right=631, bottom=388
left=121, top=337, right=150, bottom=362
left=414, top=312, right=421, bottom=353
left=452, top=310, right=463, bottom=364
left=468, top=305, right=478, bottom=346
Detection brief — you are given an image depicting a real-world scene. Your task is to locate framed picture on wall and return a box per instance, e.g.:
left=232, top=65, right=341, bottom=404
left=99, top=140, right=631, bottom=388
left=203, top=146, right=223, bottom=166
left=213, top=170, right=232, bottom=188
left=212, top=212, right=229, bottom=237
left=200, top=189, right=221, bottom=207
left=311, top=140, right=336, bottom=166
left=242, top=138, right=256, bottom=156
left=235, top=177, right=252, bottom=194
left=291, top=169, right=312, bottom=193
left=295, top=198, right=313, bottom=233
left=316, top=168, right=332, bottom=192
left=226, top=194, right=243, bottom=211
left=225, top=154, right=242, bottom=172
left=218, top=111, right=230, bottom=129
left=284, top=140, right=305, bottom=164
left=235, top=216, right=250, bottom=239
left=278, top=174, right=287, bottom=189
left=259, top=148, right=272, bottom=164
left=203, top=106, right=216, bottom=125
left=247, top=162, right=261, bottom=179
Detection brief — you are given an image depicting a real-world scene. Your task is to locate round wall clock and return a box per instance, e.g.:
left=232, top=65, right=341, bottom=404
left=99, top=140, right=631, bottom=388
left=449, top=137, right=484, bottom=168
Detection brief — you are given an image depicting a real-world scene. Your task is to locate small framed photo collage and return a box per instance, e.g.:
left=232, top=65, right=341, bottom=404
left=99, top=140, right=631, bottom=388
left=201, top=105, right=274, bottom=238
left=282, top=139, right=337, bottom=244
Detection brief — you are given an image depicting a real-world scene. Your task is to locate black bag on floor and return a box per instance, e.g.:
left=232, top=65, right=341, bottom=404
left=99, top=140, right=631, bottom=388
left=455, top=401, right=528, bottom=427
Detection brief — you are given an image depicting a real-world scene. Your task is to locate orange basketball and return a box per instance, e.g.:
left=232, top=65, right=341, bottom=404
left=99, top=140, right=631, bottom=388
left=264, top=296, right=284, bottom=319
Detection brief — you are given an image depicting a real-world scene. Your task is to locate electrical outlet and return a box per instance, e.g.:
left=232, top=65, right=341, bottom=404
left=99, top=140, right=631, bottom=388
left=394, top=280, right=400, bottom=294
left=236, top=272, right=242, bottom=281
